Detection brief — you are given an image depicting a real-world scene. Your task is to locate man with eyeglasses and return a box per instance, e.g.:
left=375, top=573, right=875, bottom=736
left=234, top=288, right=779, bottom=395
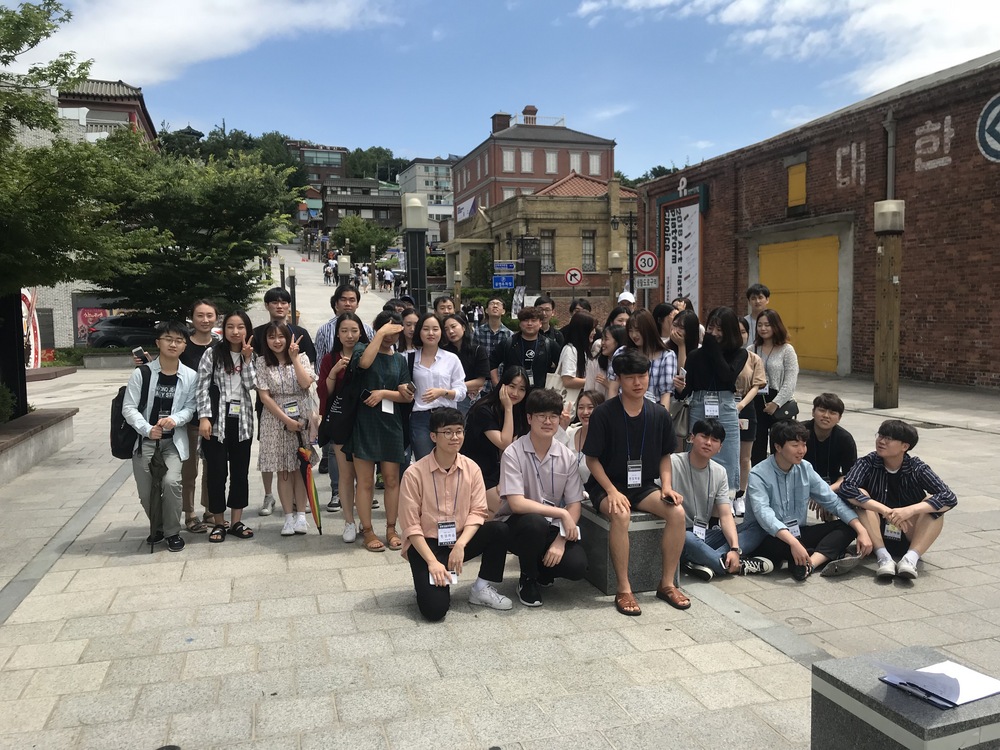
left=398, top=407, right=512, bottom=621
left=838, top=420, right=956, bottom=580
left=534, top=295, right=565, bottom=348
left=121, top=321, right=199, bottom=552
left=496, top=388, right=587, bottom=607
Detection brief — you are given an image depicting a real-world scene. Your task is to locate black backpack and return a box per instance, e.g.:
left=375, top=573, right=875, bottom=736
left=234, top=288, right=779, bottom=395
left=110, top=365, right=151, bottom=459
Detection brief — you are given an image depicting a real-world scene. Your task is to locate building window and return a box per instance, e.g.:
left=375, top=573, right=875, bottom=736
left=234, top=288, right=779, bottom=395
left=520, top=149, right=533, bottom=173
left=540, top=230, right=555, bottom=272
left=570, top=152, right=582, bottom=173
left=589, top=153, right=601, bottom=175
left=503, top=149, right=515, bottom=172
left=788, top=163, right=806, bottom=207
left=476, top=160, right=480, bottom=180
left=377, top=209, right=389, bottom=219
left=483, top=152, right=488, bottom=175
left=545, top=151, right=558, bottom=173
left=582, top=230, right=596, bottom=271
left=361, top=209, right=373, bottom=219
left=502, top=188, right=516, bottom=201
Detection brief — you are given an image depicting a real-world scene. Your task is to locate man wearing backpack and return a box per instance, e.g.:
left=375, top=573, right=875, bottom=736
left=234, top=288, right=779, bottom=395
left=121, top=321, right=199, bottom=552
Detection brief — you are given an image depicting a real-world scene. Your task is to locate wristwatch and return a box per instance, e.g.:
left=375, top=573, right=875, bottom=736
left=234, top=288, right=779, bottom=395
left=731, top=547, right=743, bottom=555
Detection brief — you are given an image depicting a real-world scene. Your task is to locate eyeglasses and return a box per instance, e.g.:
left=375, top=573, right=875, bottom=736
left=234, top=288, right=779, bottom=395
left=435, top=429, right=465, bottom=439
left=158, top=337, right=186, bottom=346
left=532, top=414, right=560, bottom=423
left=875, top=433, right=898, bottom=443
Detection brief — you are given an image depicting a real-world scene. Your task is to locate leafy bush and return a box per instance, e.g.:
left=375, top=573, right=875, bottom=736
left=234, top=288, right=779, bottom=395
left=426, top=257, right=445, bottom=276
left=0, top=384, right=13, bottom=424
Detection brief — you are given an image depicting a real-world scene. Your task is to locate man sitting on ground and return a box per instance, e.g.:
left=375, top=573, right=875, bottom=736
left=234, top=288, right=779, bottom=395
left=677, top=419, right=773, bottom=581
left=398, top=407, right=512, bottom=621
left=804, top=393, right=858, bottom=492
left=838, top=419, right=956, bottom=581
left=497, top=388, right=587, bottom=607
left=741, top=421, right=873, bottom=580
left=583, top=350, right=688, bottom=615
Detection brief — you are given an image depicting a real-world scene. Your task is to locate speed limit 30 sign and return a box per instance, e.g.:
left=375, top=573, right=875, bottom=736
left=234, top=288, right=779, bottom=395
left=635, top=250, right=658, bottom=274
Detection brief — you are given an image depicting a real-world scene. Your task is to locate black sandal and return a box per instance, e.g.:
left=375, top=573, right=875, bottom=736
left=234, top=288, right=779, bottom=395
left=208, top=524, right=226, bottom=543
left=229, top=521, right=254, bottom=539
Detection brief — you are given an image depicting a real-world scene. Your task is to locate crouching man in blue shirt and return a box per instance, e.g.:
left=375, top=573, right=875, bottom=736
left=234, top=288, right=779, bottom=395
left=740, top=421, right=873, bottom=580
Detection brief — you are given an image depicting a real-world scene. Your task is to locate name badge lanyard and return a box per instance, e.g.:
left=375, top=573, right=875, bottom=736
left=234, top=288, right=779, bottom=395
left=624, top=402, right=647, bottom=487
left=432, top=468, right=462, bottom=521
left=432, top=468, right=461, bottom=546
left=529, top=453, right=556, bottom=505
left=520, top=338, right=537, bottom=384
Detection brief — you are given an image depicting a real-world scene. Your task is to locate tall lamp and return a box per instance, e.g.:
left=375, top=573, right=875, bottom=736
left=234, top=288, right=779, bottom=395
left=608, top=251, right=623, bottom=308
left=288, top=265, right=297, bottom=325
left=873, top=200, right=904, bottom=409
left=610, top=211, right=636, bottom=296
left=402, top=193, right=429, bottom=312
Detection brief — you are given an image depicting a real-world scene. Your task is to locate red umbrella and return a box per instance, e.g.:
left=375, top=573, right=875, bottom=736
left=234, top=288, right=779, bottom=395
left=296, top=434, right=322, bottom=535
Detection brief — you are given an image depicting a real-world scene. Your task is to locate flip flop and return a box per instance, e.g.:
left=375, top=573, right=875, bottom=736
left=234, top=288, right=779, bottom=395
left=614, top=592, right=641, bottom=617
left=208, top=524, right=226, bottom=543
left=656, top=585, right=691, bottom=610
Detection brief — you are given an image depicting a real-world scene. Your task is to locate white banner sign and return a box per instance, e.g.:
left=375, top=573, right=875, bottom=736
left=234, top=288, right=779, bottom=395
left=663, top=202, right=700, bottom=313
left=456, top=196, right=477, bottom=222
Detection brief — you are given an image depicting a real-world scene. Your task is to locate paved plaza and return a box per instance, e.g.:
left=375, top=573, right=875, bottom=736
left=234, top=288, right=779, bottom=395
left=0, top=246, right=998, bottom=749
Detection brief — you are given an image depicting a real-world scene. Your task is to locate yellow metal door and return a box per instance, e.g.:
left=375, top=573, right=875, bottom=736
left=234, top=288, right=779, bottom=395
left=759, top=236, right=839, bottom=372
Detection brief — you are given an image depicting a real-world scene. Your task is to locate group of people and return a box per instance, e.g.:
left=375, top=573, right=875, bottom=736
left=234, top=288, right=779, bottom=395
left=121, top=280, right=956, bottom=621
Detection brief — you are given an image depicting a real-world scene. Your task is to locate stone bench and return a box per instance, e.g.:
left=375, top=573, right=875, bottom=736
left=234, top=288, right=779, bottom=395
left=0, top=408, right=78, bottom=482
left=812, top=646, right=1000, bottom=749
left=579, top=505, right=676, bottom=595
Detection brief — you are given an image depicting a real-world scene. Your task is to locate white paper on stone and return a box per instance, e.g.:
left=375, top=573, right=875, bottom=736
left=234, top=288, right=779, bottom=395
left=877, top=659, right=1000, bottom=706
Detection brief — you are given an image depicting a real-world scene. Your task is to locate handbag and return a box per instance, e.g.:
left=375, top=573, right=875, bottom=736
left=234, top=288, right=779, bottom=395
left=318, top=357, right=364, bottom=446
left=772, top=397, right=799, bottom=421
left=544, top=371, right=580, bottom=413
left=669, top=397, right=690, bottom=439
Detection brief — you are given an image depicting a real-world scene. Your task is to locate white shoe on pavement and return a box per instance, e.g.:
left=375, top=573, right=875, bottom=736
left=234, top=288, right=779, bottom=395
left=280, top=516, right=296, bottom=536
left=259, top=494, right=276, bottom=516
left=896, top=558, right=918, bottom=580
left=342, top=522, right=357, bottom=544
left=875, top=558, right=897, bottom=580
left=468, top=583, right=513, bottom=611
left=293, top=514, right=308, bottom=535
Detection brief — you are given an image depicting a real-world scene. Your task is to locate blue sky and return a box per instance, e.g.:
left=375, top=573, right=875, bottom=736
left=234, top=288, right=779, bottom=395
left=22, top=0, right=998, bottom=179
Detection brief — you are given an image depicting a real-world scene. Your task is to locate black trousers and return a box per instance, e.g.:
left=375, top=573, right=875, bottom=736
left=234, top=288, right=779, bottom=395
left=751, top=393, right=776, bottom=466
left=505, top=513, right=587, bottom=582
left=407, top=521, right=509, bottom=622
left=202, top=418, right=252, bottom=514
left=754, top=520, right=857, bottom=568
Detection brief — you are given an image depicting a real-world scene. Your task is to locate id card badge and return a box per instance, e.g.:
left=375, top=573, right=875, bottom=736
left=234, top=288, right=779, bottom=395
left=437, top=521, right=457, bottom=546
left=884, top=522, right=903, bottom=541
left=541, top=498, right=558, bottom=525
left=381, top=398, right=394, bottom=415
left=704, top=393, right=720, bottom=418
left=786, top=519, right=802, bottom=538
left=158, top=410, right=174, bottom=437
left=282, top=401, right=300, bottom=418
left=626, top=460, right=642, bottom=488
left=525, top=370, right=534, bottom=387
left=227, top=400, right=241, bottom=417
left=693, top=521, right=708, bottom=540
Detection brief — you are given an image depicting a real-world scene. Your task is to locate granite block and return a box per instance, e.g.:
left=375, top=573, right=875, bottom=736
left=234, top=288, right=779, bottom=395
left=579, top=507, right=667, bottom=595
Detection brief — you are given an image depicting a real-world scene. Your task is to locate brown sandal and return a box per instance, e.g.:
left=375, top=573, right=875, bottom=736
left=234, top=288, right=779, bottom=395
left=361, top=526, right=385, bottom=552
left=386, top=526, right=402, bottom=551
left=656, top=585, right=691, bottom=610
left=614, top=592, right=641, bottom=617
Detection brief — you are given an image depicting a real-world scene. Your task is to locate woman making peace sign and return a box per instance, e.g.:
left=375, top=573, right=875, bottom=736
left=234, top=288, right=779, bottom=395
left=256, top=323, right=318, bottom=537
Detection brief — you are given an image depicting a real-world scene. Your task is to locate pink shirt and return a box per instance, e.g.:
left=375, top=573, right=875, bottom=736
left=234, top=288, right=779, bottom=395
left=398, top=451, right=488, bottom=557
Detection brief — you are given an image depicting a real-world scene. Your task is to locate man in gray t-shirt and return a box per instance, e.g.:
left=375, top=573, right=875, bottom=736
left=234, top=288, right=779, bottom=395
left=678, top=419, right=773, bottom=581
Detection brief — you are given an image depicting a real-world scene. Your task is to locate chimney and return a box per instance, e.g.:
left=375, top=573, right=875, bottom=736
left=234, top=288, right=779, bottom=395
left=522, top=105, right=538, bottom=125
left=491, top=112, right=511, bottom=134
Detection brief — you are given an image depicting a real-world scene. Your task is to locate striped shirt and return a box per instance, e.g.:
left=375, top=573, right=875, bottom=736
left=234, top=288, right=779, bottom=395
left=838, top=452, right=956, bottom=517
left=196, top=348, right=257, bottom=442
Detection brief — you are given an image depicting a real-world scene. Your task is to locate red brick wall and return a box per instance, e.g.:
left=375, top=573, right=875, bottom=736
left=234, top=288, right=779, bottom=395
left=642, top=64, right=1000, bottom=389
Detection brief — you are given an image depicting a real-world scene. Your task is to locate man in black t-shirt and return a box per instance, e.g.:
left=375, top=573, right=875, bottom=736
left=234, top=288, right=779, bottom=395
left=583, top=350, right=688, bottom=617
left=803, top=393, right=858, bottom=492
left=489, top=307, right=560, bottom=390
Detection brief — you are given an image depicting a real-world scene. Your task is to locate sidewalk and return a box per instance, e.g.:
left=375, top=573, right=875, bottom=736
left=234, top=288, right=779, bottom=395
left=0, top=251, right=996, bottom=748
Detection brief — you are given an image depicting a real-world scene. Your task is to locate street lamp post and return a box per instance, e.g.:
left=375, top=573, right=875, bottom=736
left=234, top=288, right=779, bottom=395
left=610, top=211, right=636, bottom=297
left=608, top=251, right=623, bottom=308
left=402, top=193, right=429, bottom=311
left=288, top=265, right=297, bottom=325
left=453, top=270, right=462, bottom=306
left=873, top=200, right=905, bottom=409
left=279, top=257, right=286, bottom=289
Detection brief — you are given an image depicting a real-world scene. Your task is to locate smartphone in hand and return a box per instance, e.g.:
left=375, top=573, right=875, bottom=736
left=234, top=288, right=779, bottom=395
left=132, top=346, right=149, bottom=363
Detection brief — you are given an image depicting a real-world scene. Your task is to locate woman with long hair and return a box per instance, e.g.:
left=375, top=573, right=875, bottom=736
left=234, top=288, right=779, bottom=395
left=197, top=310, right=257, bottom=543
left=345, top=311, right=412, bottom=552
left=674, top=307, right=748, bottom=493
left=256, top=322, right=318, bottom=537
left=557, top=311, right=597, bottom=406
left=442, top=312, right=489, bottom=415
left=565, top=389, right=605, bottom=484
left=399, top=308, right=420, bottom=354
left=603, top=306, right=631, bottom=330
left=751, top=308, right=800, bottom=465
left=462, top=366, right=530, bottom=515
left=317, top=312, right=370, bottom=543
left=735, top=316, right=767, bottom=507
left=408, top=312, right=467, bottom=460
left=595, top=324, right=629, bottom=393
left=652, top=302, right=678, bottom=343
left=667, top=309, right=701, bottom=374
left=607, top=309, right=677, bottom=406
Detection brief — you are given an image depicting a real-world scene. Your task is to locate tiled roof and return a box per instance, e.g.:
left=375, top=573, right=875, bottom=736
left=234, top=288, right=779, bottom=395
left=490, top=124, right=615, bottom=146
left=63, top=79, right=142, bottom=100
left=535, top=172, right=638, bottom=199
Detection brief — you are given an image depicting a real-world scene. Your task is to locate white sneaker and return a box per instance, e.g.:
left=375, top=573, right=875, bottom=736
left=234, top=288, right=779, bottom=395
left=875, top=558, right=897, bottom=580
left=293, top=515, right=308, bottom=535
left=896, top=558, right=918, bottom=580
left=259, top=494, right=276, bottom=516
left=468, top=583, right=513, bottom=611
left=280, top=516, right=296, bottom=536
left=342, top=522, right=357, bottom=544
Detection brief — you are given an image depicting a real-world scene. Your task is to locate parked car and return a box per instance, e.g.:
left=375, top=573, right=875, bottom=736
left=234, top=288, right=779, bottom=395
left=86, top=315, right=159, bottom=348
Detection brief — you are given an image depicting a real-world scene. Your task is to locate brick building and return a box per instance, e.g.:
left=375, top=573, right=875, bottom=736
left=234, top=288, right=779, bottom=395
left=322, top=178, right=401, bottom=231
left=285, top=141, right=349, bottom=189
left=58, top=79, right=156, bottom=143
left=640, top=50, right=1000, bottom=388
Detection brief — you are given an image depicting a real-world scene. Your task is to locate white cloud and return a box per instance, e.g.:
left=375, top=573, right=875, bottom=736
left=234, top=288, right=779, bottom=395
left=573, top=0, right=998, bottom=96
left=770, top=104, right=823, bottom=126
left=18, top=0, right=394, bottom=85
left=588, top=103, right=634, bottom=121
left=431, top=26, right=446, bottom=42
left=692, top=139, right=714, bottom=148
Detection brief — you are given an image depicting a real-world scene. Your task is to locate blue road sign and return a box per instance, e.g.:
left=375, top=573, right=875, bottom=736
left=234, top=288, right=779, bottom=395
left=493, top=261, right=517, bottom=272
left=492, top=275, right=515, bottom=289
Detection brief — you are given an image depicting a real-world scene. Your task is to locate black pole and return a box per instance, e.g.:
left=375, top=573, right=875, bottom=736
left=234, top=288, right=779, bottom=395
left=279, top=260, right=286, bottom=289
left=289, top=275, right=297, bottom=325
left=405, top=229, right=428, bottom=312
left=627, top=211, right=635, bottom=296
left=0, top=292, right=29, bottom=420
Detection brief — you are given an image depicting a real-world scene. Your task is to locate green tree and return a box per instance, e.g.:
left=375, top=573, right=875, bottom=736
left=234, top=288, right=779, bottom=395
left=614, top=169, right=639, bottom=188
left=467, top=247, right=493, bottom=288
left=346, top=146, right=409, bottom=181
left=331, top=215, right=397, bottom=262
left=93, top=139, right=296, bottom=318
